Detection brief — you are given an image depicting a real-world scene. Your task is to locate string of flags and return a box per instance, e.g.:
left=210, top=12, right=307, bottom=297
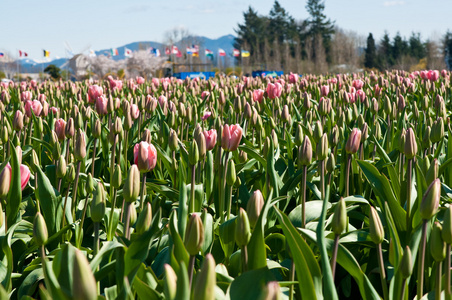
left=10, top=47, right=252, bottom=60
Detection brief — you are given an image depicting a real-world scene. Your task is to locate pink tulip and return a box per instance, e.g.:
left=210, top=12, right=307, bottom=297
left=24, top=100, right=43, bottom=117
left=203, top=129, right=217, bottom=151
left=130, top=104, right=140, bottom=120
left=348, top=92, right=355, bottom=104
left=162, top=79, right=169, bottom=91
left=30, top=80, right=37, bottom=89
left=55, top=118, right=67, bottom=141
left=420, top=70, right=429, bottom=80
left=158, top=95, right=167, bottom=107
left=136, top=76, right=145, bottom=85
left=5, top=163, right=30, bottom=191
left=236, top=83, right=244, bottom=94
left=152, top=78, right=160, bottom=88
left=352, top=79, right=364, bottom=90
left=221, top=124, right=242, bottom=152
left=428, top=70, right=439, bottom=82
left=38, top=94, right=47, bottom=102
left=441, top=70, right=448, bottom=78
left=95, top=95, right=108, bottom=116
left=266, top=83, right=282, bottom=99
left=201, top=111, right=212, bottom=121
left=253, top=89, right=264, bottom=103
left=345, top=128, right=362, bottom=154
left=50, top=107, right=59, bottom=115
left=288, top=72, right=299, bottom=84
left=133, top=141, right=158, bottom=172
left=356, top=90, right=366, bottom=102
left=328, top=78, right=338, bottom=84
left=21, top=91, right=32, bottom=102
left=201, top=91, right=210, bottom=100
left=88, top=85, right=103, bottom=103
left=320, top=85, right=329, bottom=97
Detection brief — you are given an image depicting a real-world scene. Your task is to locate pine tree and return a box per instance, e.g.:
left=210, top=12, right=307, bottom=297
left=234, top=7, right=267, bottom=61
left=409, top=32, right=426, bottom=60
left=444, top=31, right=452, bottom=70
left=392, top=32, right=408, bottom=63
left=304, top=0, right=335, bottom=64
left=364, top=33, right=377, bottom=69
left=378, top=32, right=392, bottom=69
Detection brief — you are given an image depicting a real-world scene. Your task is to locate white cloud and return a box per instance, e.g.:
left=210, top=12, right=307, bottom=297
left=383, top=1, right=406, bottom=6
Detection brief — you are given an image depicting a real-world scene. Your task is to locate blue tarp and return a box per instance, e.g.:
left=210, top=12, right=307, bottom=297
left=173, top=72, right=216, bottom=80
left=252, top=70, right=284, bottom=78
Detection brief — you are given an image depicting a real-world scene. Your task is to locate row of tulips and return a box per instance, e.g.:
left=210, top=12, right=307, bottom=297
left=0, top=69, right=451, bottom=299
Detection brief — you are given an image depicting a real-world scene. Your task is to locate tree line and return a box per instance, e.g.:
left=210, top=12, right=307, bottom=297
left=235, top=0, right=452, bottom=74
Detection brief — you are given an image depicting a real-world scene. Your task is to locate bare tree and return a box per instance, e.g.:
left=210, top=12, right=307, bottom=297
left=330, top=28, right=364, bottom=73
left=126, top=50, right=167, bottom=78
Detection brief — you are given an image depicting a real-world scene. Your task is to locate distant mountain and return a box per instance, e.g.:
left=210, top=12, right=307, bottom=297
left=16, top=34, right=236, bottom=73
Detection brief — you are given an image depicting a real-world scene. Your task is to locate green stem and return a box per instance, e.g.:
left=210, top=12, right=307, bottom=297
left=124, top=202, right=132, bottom=239
left=93, top=222, right=100, bottom=255
left=320, top=160, right=325, bottom=200
left=377, top=243, right=389, bottom=300
left=406, top=159, right=413, bottom=237
left=446, top=244, right=451, bottom=300
left=436, top=261, right=442, bottom=300
left=289, top=260, right=295, bottom=300
left=110, top=135, right=117, bottom=181
left=107, top=188, right=118, bottom=241
left=401, top=279, right=407, bottom=300
left=139, top=173, right=147, bottom=211
left=301, top=165, right=307, bottom=228
left=418, top=220, right=428, bottom=300
left=330, top=234, right=340, bottom=279
left=188, top=255, right=195, bottom=289
left=241, top=245, right=248, bottom=273
left=189, top=164, right=196, bottom=213
left=71, top=161, right=81, bottom=219
left=345, top=154, right=351, bottom=197
left=77, top=194, right=90, bottom=248
left=227, top=185, right=233, bottom=221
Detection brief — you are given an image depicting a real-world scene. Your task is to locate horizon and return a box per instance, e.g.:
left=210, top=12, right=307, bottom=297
left=0, top=0, right=451, bottom=60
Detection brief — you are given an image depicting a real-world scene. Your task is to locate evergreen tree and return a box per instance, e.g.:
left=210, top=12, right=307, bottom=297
left=268, top=1, right=297, bottom=44
left=392, top=32, right=408, bottom=63
left=409, top=32, right=426, bottom=60
left=44, top=64, right=61, bottom=80
left=364, top=33, right=377, bottom=69
left=444, top=31, right=452, bottom=70
left=304, top=0, right=335, bottom=63
left=378, top=32, right=392, bottom=69
left=234, top=7, right=267, bottom=59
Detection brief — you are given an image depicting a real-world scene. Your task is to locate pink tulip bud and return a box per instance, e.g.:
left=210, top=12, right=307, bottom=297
left=203, top=129, right=217, bottom=151
left=221, top=124, right=242, bottom=152
left=4, top=163, right=30, bottom=191
left=95, top=95, right=108, bottom=116
left=289, top=72, right=299, bottom=84
left=346, top=128, right=362, bottom=154
left=88, top=85, right=103, bottom=103
left=356, top=90, right=366, bottom=102
left=201, top=111, right=212, bottom=121
left=266, top=82, right=282, bottom=99
left=136, top=76, right=145, bottom=85
left=428, top=70, right=440, bottom=82
left=320, top=85, right=329, bottom=97
left=21, top=91, right=32, bottom=102
left=130, top=104, right=140, bottom=120
left=152, top=78, right=159, bottom=88
left=133, top=141, right=158, bottom=173
left=201, top=91, right=210, bottom=100
left=253, top=89, right=264, bottom=103
left=353, top=79, right=364, bottom=90
left=441, top=70, right=448, bottom=78
left=158, top=95, right=167, bottom=107
left=50, top=107, right=59, bottom=115
left=55, top=118, right=67, bottom=141
left=24, top=100, right=43, bottom=117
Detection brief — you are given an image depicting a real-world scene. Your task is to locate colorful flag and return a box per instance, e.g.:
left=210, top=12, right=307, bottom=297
left=241, top=50, right=250, bottom=58
left=111, top=48, right=119, bottom=56
left=205, top=49, right=214, bottom=57
left=89, top=49, right=96, bottom=57
left=233, top=49, right=240, bottom=57
left=172, top=46, right=179, bottom=54
left=165, top=47, right=170, bottom=55
left=150, top=48, right=160, bottom=57
left=0, top=53, right=4, bottom=57
left=19, top=50, right=28, bottom=57
left=176, top=49, right=182, bottom=58
left=155, top=49, right=161, bottom=57
left=218, top=49, right=226, bottom=57
left=186, top=47, right=193, bottom=55
left=124, top=48, right=133, bottom=57
left=43, top=50, right=50, bottom=57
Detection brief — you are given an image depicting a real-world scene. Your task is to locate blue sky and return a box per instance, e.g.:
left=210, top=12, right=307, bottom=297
left=0, top=0, right=450, bottom=60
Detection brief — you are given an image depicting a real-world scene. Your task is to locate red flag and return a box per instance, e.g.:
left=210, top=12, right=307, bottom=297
left=165, top=47, right=170, bottom=55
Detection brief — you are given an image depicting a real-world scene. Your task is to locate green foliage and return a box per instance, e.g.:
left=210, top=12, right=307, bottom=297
left=44, top=64, right=61, bottom=80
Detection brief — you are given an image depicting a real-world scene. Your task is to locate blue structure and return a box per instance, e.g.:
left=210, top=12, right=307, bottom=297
left=173, top=72, right=216, bottom=80
left=252, top=70, right=284, bottom=78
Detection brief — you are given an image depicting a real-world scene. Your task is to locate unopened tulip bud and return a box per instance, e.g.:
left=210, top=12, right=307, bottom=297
left=92, top=118, right=102, bottom=139
left=235, top=208, right=251, bottom=247
left=136, top=202, right=152, bottom=235
left=431, top=118, right=444, bottom=143
left=112, top=117, right=122, bottom=135
left=431, top=221, right=446, bottom=262
left=73, top=249, right=97, bottom=300
left=260, top=281, right=282, bottom=300
left=326, top=153, right=335, bottom=174
left=33, top=212, right=48, bottom=246
left=316, top=133, right=328, bottom=161
left=31, top=149, right=40, bottom=172
left=369, top=207, right=384, bottom=244
left=226, top=159, right=236, bottom=186
left=298, top=136, right=312, bottom=166
left=404, top=128, right=417, bottom=159
left=129, top=203, right=137, bottom=226
left=247, top=190, right=264, bottom=228
left=0, top=166, right=11, bottom=197
left=74, top=129, right=86, bottom=161
left=184, top=213, right=204, bottom=256
left=426, top=158, right=439, bottom=186
left=313, top=121, right=323, bottom=143
left=295, top=124, right=303, bottom=146
left=91, top=183, right=106, bottom=223
left=281, top=105, right=290, bottom=123
left=442, top=205, right=452, bottom=244
left=189, top=139, right=199, bottom=166
left=67, top=164, right=76, bottom=182
left=1, top=126, right=8, bottom=144
left=420, top=178, right=440, bottom=220
left=196, top=131, right=206, bottom=160
left=332, top=198, right=347, bottom=235
left=239, top=150, right=248, bottom=163
left=345, top=128, right=361, bottom=154
left=86, top=173, right=94, bottom=194
left=123, top=165, right=140, bottom=202
left=399, top=246, right=412, bottom=279
left=141, top=128, right=152, bottom=144
left=193, top=254, right=216, bottom=300
left=169, top=129, right=178, bottom=151
left=163, top=264, right=177, bottom=300
left=329, top=125, right=340, bottom=147
left=112, top=164, right=122, bottom=189
left=13, top=110, right=24, bottom=131
left=65, top=118, right=75, bottom=138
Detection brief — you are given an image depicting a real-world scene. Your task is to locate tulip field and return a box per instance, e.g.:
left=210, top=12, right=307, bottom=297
left=0, top=69, right=452, bottom=299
